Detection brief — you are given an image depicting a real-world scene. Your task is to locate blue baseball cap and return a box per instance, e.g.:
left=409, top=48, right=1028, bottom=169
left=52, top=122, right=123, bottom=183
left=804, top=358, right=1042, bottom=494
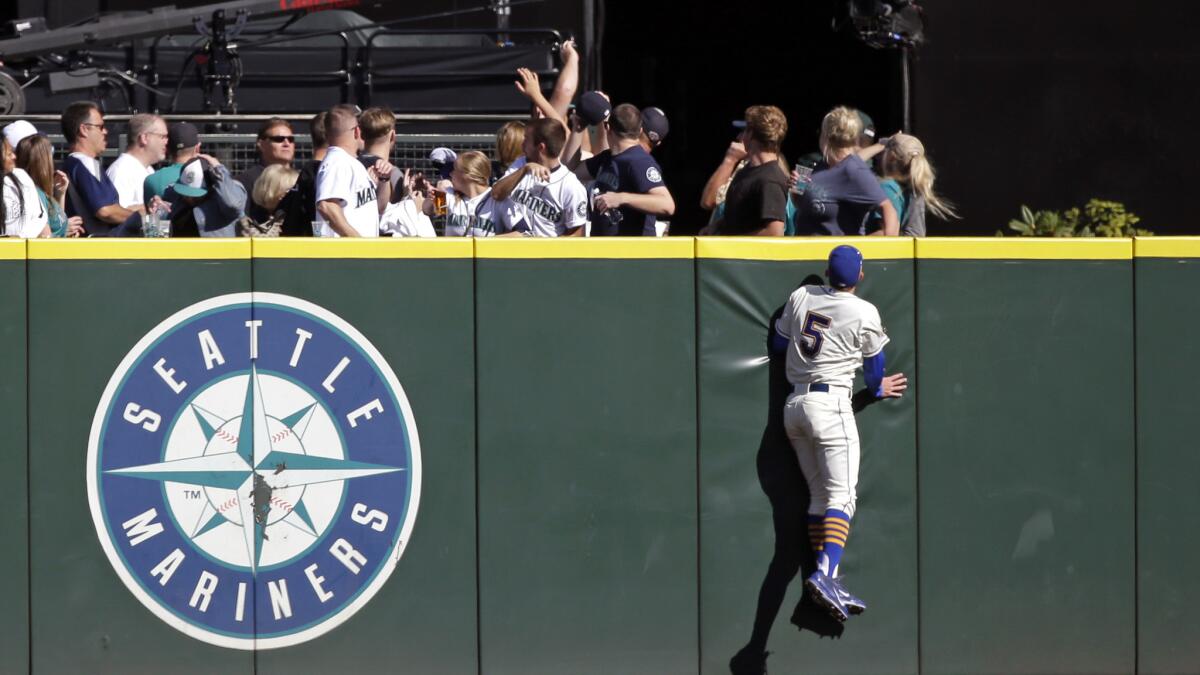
left=827, top=245, right=863, bottom=289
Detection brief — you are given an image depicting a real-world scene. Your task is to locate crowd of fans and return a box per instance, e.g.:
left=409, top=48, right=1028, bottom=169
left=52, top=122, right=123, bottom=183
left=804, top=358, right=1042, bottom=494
left=0, top=41, right=954, bottom=239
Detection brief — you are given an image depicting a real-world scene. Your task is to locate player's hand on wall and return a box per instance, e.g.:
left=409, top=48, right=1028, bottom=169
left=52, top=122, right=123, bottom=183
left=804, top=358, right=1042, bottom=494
left=880, top=373, right=908, bottom=398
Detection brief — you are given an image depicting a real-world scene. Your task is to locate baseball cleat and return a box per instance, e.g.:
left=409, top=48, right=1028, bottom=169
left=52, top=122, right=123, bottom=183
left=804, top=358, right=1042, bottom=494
left=832, top=576, right=866, bottom=616
left=805, top=571, right=850, bottom=622
left=729, top=646, right=770, bottom=675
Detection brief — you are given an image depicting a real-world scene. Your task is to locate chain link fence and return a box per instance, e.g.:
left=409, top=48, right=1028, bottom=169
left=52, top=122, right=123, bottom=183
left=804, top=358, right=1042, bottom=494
left=48, top=133, right=499, bottom=176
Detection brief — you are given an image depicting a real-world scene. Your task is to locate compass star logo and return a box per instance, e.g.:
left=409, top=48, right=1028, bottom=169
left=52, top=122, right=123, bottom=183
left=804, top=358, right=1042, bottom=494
left=86, top=293, right=421, bottom=650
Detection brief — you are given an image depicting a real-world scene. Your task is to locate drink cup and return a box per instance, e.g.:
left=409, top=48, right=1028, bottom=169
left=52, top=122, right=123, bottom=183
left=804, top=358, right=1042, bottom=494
left=790, top=165, right=814, bottom=196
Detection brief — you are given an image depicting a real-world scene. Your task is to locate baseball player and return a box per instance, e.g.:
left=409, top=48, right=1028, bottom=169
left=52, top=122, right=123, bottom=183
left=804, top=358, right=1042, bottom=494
left=770, top=244, right=907, bottom=622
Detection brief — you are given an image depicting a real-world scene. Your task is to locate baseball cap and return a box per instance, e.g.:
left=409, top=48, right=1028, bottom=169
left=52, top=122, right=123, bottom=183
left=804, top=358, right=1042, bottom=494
left=3, top=120, right=38, bottom=148
left=167, top=122, right=199, bottom=153
left=641, top=107, right=669, bottom=144
left=827, top=245, right=863, bottom=289
left=429, top=147, right=457, bottom=179
left=174, top=157, right=211, bottom=198
left=577, top=91, right=611, bottom=126
left=857, top=110, right=877, bottom=143
left=429, top=147, right=457, bottom=165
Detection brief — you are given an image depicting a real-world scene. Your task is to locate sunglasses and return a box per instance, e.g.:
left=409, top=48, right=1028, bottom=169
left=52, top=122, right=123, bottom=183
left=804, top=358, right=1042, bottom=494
left=265, top=135, right=296, bottom=144
left=83, top=122, right=107, bottom=131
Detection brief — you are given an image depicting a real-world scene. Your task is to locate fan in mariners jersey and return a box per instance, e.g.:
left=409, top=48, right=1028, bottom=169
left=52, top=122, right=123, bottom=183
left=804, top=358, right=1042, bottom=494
left=770, top=245, right=907, bottom=625
left=440, top=151, right=501, bottom=237
left=315, top=104, right=393, bottom=238
left=489, top=118, right=588, bottom=237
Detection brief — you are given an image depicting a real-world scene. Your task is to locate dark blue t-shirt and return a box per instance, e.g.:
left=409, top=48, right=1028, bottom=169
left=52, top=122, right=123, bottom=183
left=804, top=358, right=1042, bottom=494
left=63, top=154, right=121, bottom=235
left=584, top=146, right=666, bottom=236
left=795, top=154, right=887, bottom=236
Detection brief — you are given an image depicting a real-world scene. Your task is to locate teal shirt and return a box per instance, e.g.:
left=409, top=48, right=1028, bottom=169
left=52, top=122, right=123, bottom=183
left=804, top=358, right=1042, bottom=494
left=37, top=188, right=68, bottom=237
left=144, top=163, right=184, bottom=207
left=865, top=178, right=908, bottom=235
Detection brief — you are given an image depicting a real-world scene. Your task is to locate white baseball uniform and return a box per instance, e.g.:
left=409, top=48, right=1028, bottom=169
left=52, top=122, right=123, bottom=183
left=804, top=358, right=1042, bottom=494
left=499, top=163, right=588, bottom=237
left=443, top=188, right=501, bottom=237
left=776, top=284, right=888, bottom=518
left=314, top=146, right=380, bottom=238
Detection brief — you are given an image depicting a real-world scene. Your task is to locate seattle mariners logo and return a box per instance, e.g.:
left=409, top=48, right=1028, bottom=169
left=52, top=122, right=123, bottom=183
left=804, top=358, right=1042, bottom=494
left=86, top=293, right=421, bottom=650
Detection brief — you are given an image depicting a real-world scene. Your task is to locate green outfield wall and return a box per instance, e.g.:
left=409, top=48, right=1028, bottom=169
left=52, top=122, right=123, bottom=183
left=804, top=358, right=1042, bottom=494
left=0, top=237, right=1192, bottom=674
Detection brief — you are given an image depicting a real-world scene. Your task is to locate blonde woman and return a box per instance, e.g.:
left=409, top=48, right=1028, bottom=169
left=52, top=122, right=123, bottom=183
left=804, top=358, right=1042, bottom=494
left=873, top=133, right=956, bottom=237
left=440, top=151, right=500, bottom=237
left=251, top=164, right=307, bottom=236
left=794, top=106, right=899, bottom=236
left=494, top=121, right=526, bottom=178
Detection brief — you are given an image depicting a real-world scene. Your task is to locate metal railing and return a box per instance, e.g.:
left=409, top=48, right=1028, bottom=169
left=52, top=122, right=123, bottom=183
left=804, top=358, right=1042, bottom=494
left=44, top=133, right=499, bottom=176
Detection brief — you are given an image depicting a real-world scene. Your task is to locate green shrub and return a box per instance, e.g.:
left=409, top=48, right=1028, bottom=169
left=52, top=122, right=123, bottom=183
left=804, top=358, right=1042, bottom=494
left=999, top=199, right=1151, bottom=237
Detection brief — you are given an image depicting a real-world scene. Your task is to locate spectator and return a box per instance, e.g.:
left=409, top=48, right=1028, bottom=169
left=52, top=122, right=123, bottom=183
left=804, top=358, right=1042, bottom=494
left=310, top=111, right=329, bottom=163
left=794, top=106, right=898, bottom=236
left=106, top=113, right=167, bottom=209
left=358, top=106, right=403, bottom=204
left=168, top=154, right=247, bottom=237
left=315, top=104, right=389, bottom=237
left=441, top=151, right=500, bottom=237
left=235, top=117, right=297, bottom=223
left=144, top=122, right=200, bottom=207
left=562, top=90, right=611, bottom=165
left=249, top=164, right=300, bottom=236
left=704, top=106, right=789, bottom=236
left=868, top=132, right=957, bottom=236
left=10, top=125, right=83, bottom=237
left=490, top=117, right=587, bottom=237
left=639, top=107, right=669, bottom=154
left=494, top=121, right=526, bottom=178
left=2, top=129, right=47, bottom=238
left=572, top=103, right=675, bottom=236
left=61, top=101, right=141, bottom=236
left=380, top=170, right=435, bottom=237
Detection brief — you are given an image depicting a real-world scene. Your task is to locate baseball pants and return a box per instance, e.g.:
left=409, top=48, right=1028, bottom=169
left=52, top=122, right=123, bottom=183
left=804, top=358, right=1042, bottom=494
left=783, top=389, right=860, bottom=519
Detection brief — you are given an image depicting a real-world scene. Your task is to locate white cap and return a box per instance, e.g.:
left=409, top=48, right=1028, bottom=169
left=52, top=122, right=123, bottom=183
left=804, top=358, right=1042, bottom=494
left=3, top=120, right=38, bottom=149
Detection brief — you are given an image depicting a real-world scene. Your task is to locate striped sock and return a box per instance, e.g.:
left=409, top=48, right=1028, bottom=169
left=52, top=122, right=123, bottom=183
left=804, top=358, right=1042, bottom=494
left=807, top=514, right=824, bottom=555
left=816, top=509, right=851, bottom=576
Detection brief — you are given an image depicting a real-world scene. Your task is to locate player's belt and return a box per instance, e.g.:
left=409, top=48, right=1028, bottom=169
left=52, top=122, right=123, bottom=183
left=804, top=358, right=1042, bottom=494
left=795, top=382, right=848, bottom=394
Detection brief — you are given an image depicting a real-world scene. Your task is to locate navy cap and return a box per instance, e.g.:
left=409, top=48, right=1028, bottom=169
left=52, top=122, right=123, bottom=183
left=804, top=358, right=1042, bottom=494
left=167, top=122, right=199, bottom=153
left=827, top=245, right=863, bottom=289
left=857, top=110, right=876, bottom=143
left=641, top=106, right=669, bottom=144
left=577, top=91, right=611, bottom=126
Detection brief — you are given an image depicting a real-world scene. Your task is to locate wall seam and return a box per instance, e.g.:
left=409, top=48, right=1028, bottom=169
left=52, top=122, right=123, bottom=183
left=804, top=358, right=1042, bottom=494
left=473, top=241, right=483, bottom=675
left=1132, top=255, right=1139, bottom=675
left=693, top=244, right=703, bottom=672
left=913, top=252, right=922, bottom=675
left=24, top=242, right=32, bottom=675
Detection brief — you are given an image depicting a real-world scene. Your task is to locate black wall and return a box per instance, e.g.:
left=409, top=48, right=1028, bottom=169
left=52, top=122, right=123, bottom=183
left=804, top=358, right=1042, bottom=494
left=602, top=0, right=1200, bottom=235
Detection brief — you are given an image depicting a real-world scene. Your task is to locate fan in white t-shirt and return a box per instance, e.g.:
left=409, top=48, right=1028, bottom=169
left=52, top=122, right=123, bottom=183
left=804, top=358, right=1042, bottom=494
left=490, top=118, right=588, bottom=237
left=105, top=113, right=167, bottom=208
left=315, top=105, right=392, bottom=238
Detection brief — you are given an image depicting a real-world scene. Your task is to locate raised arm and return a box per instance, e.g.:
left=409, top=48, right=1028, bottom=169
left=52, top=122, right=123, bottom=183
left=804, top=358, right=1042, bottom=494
left=547, top=40, right=580, bottom=118
left=700, top=141, right=746, bottom=210
left=515, top=68, right=566, bottom=127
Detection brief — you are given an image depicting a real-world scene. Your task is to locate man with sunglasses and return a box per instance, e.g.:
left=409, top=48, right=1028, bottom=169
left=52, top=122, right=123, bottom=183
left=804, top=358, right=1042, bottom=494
left=61, top=101, right=141, bottom=236
left=235, top=117, right=302, bottom=224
